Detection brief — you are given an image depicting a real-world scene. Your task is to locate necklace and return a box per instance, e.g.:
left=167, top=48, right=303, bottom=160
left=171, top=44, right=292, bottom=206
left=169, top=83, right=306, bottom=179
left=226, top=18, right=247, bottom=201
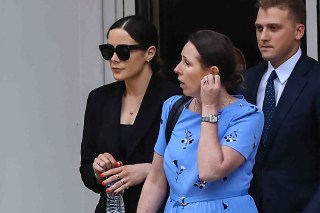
left=123, top=91, right=143, bottom=116
left=221, top=96, right=233, bottom=107
left=194, top=99, right=201, bottom=113
left=193, top=96, right=233, bottom=112
left=129, top=100, right=142, bottom=115
left=227, top=96, right=233, bottom=105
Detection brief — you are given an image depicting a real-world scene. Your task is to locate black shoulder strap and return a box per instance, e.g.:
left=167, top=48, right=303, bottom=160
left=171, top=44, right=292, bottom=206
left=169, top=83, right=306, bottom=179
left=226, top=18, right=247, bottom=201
left=165, top=96, right=191, bottom=144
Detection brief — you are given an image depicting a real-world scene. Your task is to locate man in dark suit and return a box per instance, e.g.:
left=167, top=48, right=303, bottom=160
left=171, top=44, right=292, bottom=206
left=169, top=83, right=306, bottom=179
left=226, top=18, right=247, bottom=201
left=242, top=0, right=320, bottom=212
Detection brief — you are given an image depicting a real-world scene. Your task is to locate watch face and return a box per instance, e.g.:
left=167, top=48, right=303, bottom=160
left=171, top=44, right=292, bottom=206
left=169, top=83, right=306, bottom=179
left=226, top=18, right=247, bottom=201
left=209, top=114, right=218, bottom=122
left=202, top=114, right=218, bottom=123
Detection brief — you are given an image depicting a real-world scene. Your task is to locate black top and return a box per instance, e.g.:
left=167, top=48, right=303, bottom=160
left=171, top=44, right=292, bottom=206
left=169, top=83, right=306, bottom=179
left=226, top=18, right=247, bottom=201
left=120, top=124, right=134, bottom=158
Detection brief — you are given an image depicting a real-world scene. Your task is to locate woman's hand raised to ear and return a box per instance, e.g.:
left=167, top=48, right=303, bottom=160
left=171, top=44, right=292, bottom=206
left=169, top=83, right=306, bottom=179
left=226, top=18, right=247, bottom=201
left=201, top=74, right=222, bottom=110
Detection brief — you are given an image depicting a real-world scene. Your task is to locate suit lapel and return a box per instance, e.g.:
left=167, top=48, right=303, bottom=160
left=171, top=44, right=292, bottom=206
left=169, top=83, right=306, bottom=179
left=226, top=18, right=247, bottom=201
left=101, top=82, right=124, bottom=160
left=262, top=55, right=310, bottom=158
left=125, top=74, right=164, bottom=161
left=243, top=62, right=267, bottom=105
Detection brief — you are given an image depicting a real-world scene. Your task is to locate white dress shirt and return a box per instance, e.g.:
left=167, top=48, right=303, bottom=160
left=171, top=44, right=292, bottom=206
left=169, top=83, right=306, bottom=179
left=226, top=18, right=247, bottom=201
left=257, top=49, right=302, bottom=110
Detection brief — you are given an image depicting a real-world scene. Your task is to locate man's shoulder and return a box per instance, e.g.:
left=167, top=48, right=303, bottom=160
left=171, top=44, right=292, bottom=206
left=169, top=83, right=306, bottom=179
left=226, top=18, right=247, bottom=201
left=305, top=55, right=320, bottom=71
left=295, top=54, right=320, bottom=78
left=299, top=54, right=319, bottom=64
left=245, top=62, right=267, bottom=74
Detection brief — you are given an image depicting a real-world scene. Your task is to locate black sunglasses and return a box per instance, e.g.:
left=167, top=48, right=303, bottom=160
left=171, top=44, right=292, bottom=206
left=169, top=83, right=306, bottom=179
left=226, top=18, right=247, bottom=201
left=99, top=44, right=148, bottom=61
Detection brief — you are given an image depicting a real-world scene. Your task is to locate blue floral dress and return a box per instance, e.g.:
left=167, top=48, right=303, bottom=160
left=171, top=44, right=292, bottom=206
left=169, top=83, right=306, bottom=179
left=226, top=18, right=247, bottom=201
left=155, top=95, right=264, bottom=213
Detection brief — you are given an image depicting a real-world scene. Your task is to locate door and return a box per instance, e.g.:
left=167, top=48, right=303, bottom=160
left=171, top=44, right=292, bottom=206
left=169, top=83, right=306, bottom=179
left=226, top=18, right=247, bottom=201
left=135, top=0, right=316, bottom=84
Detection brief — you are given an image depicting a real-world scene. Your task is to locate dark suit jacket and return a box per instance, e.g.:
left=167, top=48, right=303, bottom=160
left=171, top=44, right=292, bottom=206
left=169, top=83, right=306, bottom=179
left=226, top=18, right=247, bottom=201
left=242, top=54, right=320, bottom=213
left=79, top=74, right=181, bottom=213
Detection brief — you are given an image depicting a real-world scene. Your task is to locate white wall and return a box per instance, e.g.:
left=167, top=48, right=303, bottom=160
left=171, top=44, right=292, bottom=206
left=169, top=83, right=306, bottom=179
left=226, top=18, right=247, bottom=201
left=102, top=0, right=135, bottom=83
left=306, top=0, right=318, bottom=60
left=0, top=0, right=105, bottom=212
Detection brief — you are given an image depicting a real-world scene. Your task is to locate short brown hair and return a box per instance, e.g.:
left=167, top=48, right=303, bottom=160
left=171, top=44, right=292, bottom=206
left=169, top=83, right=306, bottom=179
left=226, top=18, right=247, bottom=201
left=256, top=0, right=306, bottom=25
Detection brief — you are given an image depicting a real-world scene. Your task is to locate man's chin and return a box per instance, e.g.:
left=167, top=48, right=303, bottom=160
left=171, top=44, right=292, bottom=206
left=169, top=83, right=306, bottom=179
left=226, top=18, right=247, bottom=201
left=260, top=53, right=273, bottom=62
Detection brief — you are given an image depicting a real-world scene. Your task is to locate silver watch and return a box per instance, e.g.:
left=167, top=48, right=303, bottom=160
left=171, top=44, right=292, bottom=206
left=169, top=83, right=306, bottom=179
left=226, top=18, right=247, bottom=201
left=201, top=114, right=219, bottom=123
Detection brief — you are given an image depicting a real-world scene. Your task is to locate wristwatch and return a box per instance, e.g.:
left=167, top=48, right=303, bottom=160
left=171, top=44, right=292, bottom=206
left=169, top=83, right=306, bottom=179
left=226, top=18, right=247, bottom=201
left=201, top=113, right=219, bottom=123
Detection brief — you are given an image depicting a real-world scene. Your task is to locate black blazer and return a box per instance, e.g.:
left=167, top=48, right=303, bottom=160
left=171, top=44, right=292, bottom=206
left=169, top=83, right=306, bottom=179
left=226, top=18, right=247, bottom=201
left=80, top=74, right=181, bottom=213
left=242, top=54, right=320, bottom=213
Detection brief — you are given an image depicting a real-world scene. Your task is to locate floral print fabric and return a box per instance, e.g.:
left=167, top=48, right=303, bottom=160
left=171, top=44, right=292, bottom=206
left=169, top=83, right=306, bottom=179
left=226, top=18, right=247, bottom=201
left=155, top=95, right=264, bottom=213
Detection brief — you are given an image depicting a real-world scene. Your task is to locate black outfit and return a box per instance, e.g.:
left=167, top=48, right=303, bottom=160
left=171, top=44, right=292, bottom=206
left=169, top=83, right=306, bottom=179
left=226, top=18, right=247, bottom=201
left=80, top=74, right=181, bottom=213
left=242, top=54, right=320, bottom=213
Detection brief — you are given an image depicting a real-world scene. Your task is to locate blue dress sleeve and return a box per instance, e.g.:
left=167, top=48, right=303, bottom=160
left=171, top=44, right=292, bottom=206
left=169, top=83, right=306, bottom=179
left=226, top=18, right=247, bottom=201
left=220, top=104, right=264, bottom=160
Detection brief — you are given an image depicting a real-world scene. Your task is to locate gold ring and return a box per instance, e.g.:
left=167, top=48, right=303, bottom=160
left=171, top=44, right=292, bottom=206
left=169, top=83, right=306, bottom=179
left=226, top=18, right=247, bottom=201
left=115, top=174, right=120, bottom=180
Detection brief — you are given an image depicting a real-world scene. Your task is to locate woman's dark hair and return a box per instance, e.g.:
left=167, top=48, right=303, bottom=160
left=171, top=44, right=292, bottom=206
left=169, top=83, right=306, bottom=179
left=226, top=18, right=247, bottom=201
left=107, top=15, right=160, bottom=73
left=188, top=30, right=243, bottom=93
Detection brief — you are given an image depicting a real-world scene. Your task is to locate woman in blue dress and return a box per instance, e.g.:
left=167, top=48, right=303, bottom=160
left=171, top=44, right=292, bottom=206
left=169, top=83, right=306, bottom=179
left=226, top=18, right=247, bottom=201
left=137, top=30, right=264, bottom=213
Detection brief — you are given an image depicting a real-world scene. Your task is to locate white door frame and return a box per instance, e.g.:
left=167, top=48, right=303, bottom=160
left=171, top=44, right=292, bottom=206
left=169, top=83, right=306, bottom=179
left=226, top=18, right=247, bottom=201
left=306, top=0, right=318, bottom=60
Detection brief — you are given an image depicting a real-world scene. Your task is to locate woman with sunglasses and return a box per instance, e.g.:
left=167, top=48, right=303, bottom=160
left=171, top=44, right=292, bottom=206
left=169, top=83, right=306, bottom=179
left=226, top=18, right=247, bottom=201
left=137, top=30, right=264, bottom=213
left=80, top=15, right=181, bottom=213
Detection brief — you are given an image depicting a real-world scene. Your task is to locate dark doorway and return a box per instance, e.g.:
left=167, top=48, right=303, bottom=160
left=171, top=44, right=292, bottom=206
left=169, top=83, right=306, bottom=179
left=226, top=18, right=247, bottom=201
left=136, top=0, right=308, bottom=84
left=158, top=0, right=261, bottom=84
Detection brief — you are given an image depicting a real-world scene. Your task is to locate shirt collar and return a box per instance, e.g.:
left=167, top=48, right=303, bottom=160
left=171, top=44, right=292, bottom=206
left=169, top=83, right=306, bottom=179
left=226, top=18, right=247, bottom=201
left=267, top=48, right=302, bottom=84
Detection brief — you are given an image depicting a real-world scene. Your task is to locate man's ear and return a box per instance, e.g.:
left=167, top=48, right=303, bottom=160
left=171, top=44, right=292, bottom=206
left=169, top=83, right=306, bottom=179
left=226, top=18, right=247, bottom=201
left=295, top=24, right=305, bottom=40
left=209, top=66, right=219, bottom=75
